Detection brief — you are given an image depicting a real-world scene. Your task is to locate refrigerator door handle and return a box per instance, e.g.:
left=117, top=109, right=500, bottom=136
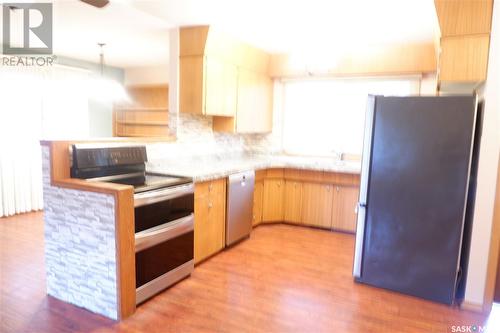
left=354, top=202, right=366, bottom=214
left=353, top=95, right=375, bottom=279
left=353, top=203, right=366, bottom=278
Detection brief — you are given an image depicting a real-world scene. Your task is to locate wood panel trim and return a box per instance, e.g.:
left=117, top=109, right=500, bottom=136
left=115, top=187, right=136, bottom=319
left=40, top=136, right=176, bottom=146
left=461, top=300, right=484, bottom=312
left=482, top=154, right=500, bottom=313
left=269, top=42, right=437, bottom=78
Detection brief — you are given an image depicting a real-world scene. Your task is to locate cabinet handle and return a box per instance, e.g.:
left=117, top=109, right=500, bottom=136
left=208, top=202, right=213, bottom=209
left=208, top=184, right=213, bottom=192
left=336, top=186, right=340, bottom=192
left=326, top=186, right=330, bottom=192
left=277, top=182, right=281, bottom=187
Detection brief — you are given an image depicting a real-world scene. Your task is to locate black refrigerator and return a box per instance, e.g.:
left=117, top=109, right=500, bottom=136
left=353, top=95, right=480, bottom=305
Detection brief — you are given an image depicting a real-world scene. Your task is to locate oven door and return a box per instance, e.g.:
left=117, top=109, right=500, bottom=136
left=135, top=214, right=194, bottom=304
left=134, top=183, right=194, bottom=233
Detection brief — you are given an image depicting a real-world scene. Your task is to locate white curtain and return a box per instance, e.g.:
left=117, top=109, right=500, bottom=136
left=0, top=65, right=90, bottom=217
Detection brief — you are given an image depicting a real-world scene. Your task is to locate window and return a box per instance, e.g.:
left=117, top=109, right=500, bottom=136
left=281, top=77, right=420, bottom=156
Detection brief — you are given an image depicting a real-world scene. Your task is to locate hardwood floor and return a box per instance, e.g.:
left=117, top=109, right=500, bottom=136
left=0, top=212, right=496, bottom=333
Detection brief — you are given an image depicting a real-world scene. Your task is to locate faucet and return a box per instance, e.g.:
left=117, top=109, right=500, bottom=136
left=330, top=150, right=344, bottom=161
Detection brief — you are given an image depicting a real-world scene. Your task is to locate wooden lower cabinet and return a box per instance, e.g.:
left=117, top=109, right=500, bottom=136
left=284, top=181, right=302, bottom=223
left=253, top=169, right=360, bottom=233
left=301, top=183, right=333, bottom=229
left=194, top=178, right=226, bottom=264
left=262, top=179, right=284, bottom=222
left=253, top=181, right=264, bottom=226
left=332, top=186, right=359, bottom=233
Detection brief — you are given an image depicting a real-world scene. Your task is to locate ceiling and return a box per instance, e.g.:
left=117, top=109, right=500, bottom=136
left=1, top=0, right=439, bottom=68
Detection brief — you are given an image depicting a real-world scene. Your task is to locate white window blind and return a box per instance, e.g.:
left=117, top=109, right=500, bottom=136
left=0, top=65, right=91, bottom=217
left=282, top=77, right=420, bottom=156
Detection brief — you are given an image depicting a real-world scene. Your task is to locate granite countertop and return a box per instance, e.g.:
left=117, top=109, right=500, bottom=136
left=147, top=154, right=361, bottom=182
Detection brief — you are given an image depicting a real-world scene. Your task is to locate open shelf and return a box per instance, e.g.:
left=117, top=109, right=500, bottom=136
left=113, top=84, right=169, bottom=138
left=116, top=120, right=169, bottom=126
left=114, top=107, right=169, bottom=112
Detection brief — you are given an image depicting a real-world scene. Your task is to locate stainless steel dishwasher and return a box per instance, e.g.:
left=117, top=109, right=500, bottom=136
left=226, top=170, right=255, bottom=246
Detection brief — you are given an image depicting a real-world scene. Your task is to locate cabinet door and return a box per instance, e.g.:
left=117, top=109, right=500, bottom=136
left=284, top=180, right=302, bottom=224
left=205, top=56, right=237, bottom=116
left=253, top=181, right=264, bottom=226
left=235, top=68, right=258, bottom=132
left=194, top=179, right=226, bottom=264
left=208, top=186, right=226, bottom=252
left=262, top=179, right=284, bottom=222
left=194, top=195, right=210, bottom=263
left=257, top=75, right=273, bottom=132
left=179, top=56, right=204, bottom=114
left=439, top=35, right=489, bottom=82
left=301, top=183, right=333, bottom=229
left=235, top=69, right=273, bottom=133
left=332, top=186, right=359, bottom=233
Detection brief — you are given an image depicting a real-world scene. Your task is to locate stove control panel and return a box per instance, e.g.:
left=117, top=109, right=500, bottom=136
left=71, top=145, right=148, bottom=169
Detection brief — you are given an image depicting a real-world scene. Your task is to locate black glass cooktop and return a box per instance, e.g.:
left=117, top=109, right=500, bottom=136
left=109, top=173, right=192, bottom=194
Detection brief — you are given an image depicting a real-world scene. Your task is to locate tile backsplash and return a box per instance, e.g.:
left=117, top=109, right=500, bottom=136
left=146, top=113, right=281, bottom=165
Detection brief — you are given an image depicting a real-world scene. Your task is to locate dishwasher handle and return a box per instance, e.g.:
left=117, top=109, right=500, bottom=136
left=228, top=170, right=255, bottom=187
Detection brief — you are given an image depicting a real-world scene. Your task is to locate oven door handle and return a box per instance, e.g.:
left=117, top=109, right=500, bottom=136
left=135, top=214, right=194, bottom=252
left=134, top=183, right=194, bottom=207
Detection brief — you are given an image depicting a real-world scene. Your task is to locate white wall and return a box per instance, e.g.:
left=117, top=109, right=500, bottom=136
left=124, top=65, right=169, bottom=86
left=168, top=28, right=180, bottom=135
left=420, top=73, right=437, bottom=95
left=56, top=56, right=124, bottom=138
left=464, top=1, right=500, bottom=308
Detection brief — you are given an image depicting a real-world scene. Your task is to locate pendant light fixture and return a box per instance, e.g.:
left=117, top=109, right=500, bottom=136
left=89, top=42, right=128, bottom=103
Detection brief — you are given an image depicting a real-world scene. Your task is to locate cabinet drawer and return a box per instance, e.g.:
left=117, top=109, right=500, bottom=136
left=266, top=168, right=284, bottom=179
left=284, top=168, right=301, bottom=181
left=298, top=170, right=324, bottom=183
left=323, top=172, right=360, bottom=186
left=255, top=169, right=266, bottom=181
left=195, top=178, right=227, bottom=199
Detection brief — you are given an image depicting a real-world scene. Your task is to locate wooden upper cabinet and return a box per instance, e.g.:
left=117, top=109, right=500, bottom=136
left=179, top=26, right=273, bottom=133
left=262, top=179, right=284, bottom=222
left=331, top=186, right=359, bottom=233
left=434, top=0, right=493, bottom=37
left=284, top=181, right=302, bottom=224
left=205, top=56, right=238, bottom=116
left=179, top=56, right=204, bottom=115
left=434, top=0, right=493, bottom=84
left=233, top=68, right=273, bottom=133
left=301, top=183, right=333, bottom=229
left=179, top=55, right=237, bottom=116
left=439, top=35, right=490, bottom=82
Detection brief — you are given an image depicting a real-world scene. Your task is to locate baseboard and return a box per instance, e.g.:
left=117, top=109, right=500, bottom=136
left=460, top=300, right=484, bottom=313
